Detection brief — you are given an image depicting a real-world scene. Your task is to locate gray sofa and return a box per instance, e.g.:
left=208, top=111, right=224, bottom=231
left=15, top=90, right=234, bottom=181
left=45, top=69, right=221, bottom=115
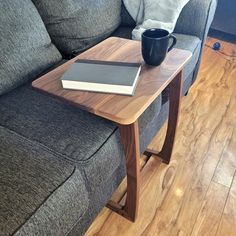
left=0, top=0, right=217, bottom=235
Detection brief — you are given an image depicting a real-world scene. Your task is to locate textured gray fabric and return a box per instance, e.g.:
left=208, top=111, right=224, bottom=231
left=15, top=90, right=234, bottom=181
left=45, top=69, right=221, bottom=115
left=0, top=124, right=126, bottom=236
left=183, top=0, right=218, bottom=83
left=14, top=169, right=89, bottom=236
left=67, top=164, right=126, bottom=236
left=175, top=0, right=218, bottom=41
left=79, top=130, right=125, bottom=190
left=0, top=85, right=117, bottom=163
left=0, top=0, right=62, bottom=96
left=0, top=127, right=89, bottom=236
left=32, top=0, right=122, bottom=55
left=173, top=34, right=201, bottom=79
left=0, top=84, right=125, bottom=190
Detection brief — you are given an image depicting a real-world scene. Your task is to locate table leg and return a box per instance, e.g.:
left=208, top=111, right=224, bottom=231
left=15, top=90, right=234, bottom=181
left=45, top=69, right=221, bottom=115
left=107, top=71, right=182, bottom=220
left=106, top=120, right=140, bottom=222
left=145, top=71, right=183, bottom=164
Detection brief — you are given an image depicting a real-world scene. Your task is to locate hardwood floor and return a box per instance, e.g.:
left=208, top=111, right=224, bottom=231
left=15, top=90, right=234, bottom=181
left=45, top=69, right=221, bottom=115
left=85, top=38, right=236, bottom=236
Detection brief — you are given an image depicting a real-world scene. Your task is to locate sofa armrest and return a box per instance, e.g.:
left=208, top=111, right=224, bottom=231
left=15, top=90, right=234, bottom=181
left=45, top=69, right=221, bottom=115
left=174, top=0, right=217, bottom=42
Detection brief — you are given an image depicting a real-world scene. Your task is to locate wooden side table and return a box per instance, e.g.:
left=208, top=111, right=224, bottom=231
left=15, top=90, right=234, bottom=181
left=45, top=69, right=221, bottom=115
left=32, top=37, right=192, bottom=222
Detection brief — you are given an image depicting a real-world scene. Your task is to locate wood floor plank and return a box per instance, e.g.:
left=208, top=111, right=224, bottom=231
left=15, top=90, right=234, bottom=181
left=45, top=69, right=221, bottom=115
left=85, top=38, right=236, bottom=236
left=213, top=128, right=236, bottom=187
left=195, top=37, right=236, bottom=95
left=141, top=92, right=236, bottom=236
left=92, top=158, right=177, bottom=236
left=216, top=174, right=236, bottom=236
left=191, top=182, right=229, bottom=236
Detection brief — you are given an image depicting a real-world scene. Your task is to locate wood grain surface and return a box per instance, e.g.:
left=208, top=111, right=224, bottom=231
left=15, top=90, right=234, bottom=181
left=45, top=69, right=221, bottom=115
left=32, top=37, right=192, bottom=125
left=85, top=38, right=236, bottom=236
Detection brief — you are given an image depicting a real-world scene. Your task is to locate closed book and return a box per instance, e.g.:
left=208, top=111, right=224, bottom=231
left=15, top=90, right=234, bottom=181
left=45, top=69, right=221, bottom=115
left=60, top=59, right=141, bottom=96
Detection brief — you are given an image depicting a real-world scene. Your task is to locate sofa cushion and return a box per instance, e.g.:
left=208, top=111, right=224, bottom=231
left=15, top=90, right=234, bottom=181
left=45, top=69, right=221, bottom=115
left=32, top=0, right=122, bottom=55
left=0, top=127, right=89, bottom=236
left=0, top=85, right=117, bottom=163
left=0, top=0, right=62, bottom=96
left=0, top=84, right=125, bottom=187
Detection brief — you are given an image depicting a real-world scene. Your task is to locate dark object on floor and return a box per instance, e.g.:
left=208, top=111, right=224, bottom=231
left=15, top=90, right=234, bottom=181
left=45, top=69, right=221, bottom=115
left=213, top=42, right=221, bottom=51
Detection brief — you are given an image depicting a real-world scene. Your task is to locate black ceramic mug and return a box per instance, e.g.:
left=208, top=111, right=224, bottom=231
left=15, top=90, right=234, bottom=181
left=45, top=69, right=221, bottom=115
left=142, top=28, right=177, bottom=66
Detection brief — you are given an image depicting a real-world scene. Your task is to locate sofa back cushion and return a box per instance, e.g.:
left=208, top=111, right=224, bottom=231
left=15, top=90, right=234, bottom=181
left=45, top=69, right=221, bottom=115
left=0, top=0, right=62, bottom=96
left=32, top=0, right=122, bottom=55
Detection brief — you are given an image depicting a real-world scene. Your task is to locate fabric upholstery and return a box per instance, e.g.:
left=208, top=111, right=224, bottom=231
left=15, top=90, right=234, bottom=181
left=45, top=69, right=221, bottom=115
left=174, top=34, right=201, bottom=79
left=0, top=85, right=117, bottom=163
left=0, top=127, right=89, bottom=236
left=175, top=0, right=217, bottom=42
left=175, top=0, right=217, bottom=84
left=0, top=0, right=62, bottom=96
left=32, top=0, right=122, bottom=55
left=0, top=84, right=125, bottom=189
left=0, top=84, right=127, bottom=235
left=0, top=83, right=128, bottom=236
left=67, top=164, right=126, bottom=236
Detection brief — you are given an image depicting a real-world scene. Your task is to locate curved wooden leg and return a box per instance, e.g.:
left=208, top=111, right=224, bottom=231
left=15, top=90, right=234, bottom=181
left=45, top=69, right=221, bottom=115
left=159, top=71, right=183, bottom=164
left=145, top=71, right=183, bottom=164
left=107, top=72, right=182, bottom=220
left=107, top=121, right=140, bottom=222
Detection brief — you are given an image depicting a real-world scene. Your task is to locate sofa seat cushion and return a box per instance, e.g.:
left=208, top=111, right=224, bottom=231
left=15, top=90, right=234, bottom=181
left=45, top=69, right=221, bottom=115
left=0, top=0, right=62, bottom=96
left=0, top=84, right=125, bottom=188
left=32, top=0, right=122, bottom=55
left=0, top=85, right=118, bottom=163
left=0, top=127, right=89, bottom=236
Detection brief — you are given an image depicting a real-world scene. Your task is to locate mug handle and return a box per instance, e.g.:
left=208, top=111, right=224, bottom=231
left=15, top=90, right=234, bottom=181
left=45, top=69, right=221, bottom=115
left=168, top=34, right=177, bottom=52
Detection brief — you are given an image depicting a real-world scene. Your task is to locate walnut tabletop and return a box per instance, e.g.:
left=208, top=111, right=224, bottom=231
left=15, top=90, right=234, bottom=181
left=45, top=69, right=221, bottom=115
left=32, top=37, right=192, bottom=125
